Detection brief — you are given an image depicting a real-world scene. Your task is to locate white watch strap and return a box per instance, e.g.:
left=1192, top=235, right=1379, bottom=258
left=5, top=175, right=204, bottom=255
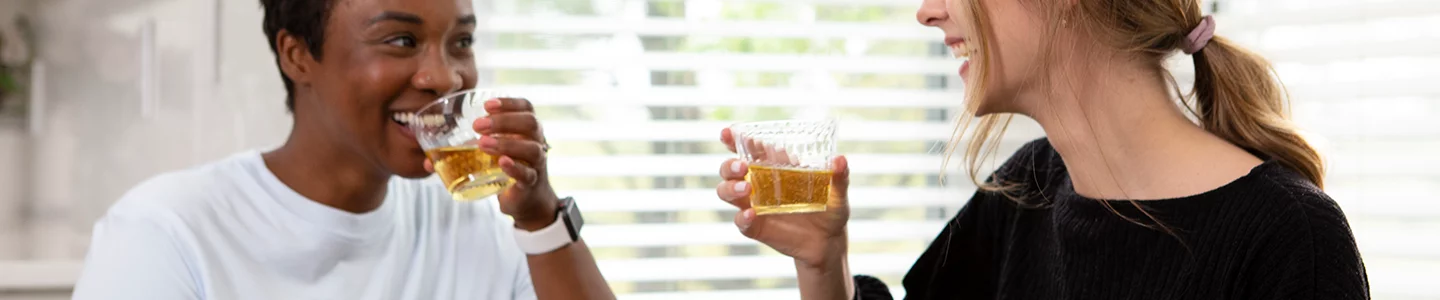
left=513, top=213, right=572, bottom=255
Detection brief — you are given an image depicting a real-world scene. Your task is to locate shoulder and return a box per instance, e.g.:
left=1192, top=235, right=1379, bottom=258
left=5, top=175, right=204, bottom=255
left=105, top=152, right=256, bottom=222
left=1226, top=164, right=1369, bottom=298
left=1223, top=163, right=1363, bottom=270
left=1241, top=163, right=1351, bottom=227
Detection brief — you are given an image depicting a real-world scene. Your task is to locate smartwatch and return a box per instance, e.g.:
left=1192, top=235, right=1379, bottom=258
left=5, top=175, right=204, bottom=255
left=512, top=197, right=583, bottom=255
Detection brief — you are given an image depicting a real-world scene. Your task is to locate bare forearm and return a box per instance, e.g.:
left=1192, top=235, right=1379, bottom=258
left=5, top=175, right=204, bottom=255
left=795, top=236, right=853, bottom=300
left=525, top=239, right=615, bottom=300
left=795, top=257, right=853, bottom=300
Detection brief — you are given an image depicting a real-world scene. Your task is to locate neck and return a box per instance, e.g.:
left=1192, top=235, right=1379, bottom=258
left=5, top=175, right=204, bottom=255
left=1020, top=57, right=1261, bottom=200
left=263, top=119, right=391, bottom=213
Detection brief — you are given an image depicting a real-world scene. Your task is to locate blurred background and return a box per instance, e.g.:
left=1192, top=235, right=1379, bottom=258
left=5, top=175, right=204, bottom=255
left=0, top=0, right=1436, bottom=299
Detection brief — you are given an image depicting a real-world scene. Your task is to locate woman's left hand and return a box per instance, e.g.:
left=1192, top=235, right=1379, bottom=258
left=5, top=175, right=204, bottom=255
left=427, top=97, right=559, bottom=231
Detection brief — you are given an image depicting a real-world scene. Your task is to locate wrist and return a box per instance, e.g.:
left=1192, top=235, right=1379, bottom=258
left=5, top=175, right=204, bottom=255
left=513, top=196, right=560, bottom=231
left=797, top=235, right=849, bottom=270
left=794, top=250, right=852, bottom=300
left=514, top=214, right=556, bottom=231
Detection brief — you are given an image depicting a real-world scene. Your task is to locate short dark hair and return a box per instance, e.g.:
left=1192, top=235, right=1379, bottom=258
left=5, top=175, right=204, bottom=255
left=260, top=0, right=336, bottom=112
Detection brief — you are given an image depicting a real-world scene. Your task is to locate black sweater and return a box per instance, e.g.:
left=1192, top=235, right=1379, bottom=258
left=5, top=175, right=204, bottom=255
left=857, top=139, right=1369, bottom=299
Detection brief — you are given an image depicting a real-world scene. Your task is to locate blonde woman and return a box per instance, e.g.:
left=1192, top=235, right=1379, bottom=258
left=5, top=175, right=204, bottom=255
left=714, top=0, right=1368, bottom=299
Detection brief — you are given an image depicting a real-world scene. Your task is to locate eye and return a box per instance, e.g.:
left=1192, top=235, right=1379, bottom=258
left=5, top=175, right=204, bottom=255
left=455, top=35, right=475, bottom=49
left=385, top=35, right=417, bottom=48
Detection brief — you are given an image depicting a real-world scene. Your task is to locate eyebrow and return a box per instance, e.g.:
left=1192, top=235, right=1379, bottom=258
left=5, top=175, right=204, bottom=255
left=368, top=11, right=423, bottom=25
left=367, top=12, right=478, bottom=26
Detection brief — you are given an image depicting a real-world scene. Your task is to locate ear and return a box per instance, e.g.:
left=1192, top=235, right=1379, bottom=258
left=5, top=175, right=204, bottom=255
left=275, top=30, right=317, bottom=89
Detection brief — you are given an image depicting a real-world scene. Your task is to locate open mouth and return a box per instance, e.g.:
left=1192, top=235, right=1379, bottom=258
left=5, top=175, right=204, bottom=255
left=944, top=37, right=974, bottom=78
left=391, top=112, right=422, bottom=139
left=391, top=111, right=451, bottom=139
left=392, top=112, right=418, bottom=127
left=392, top=112, right=448, bottom=127
left=947, top=40, right=973, bottom=59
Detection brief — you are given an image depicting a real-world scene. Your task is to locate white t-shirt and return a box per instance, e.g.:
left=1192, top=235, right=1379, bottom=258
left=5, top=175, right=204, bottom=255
left=72, top=151, right=537, bottom=300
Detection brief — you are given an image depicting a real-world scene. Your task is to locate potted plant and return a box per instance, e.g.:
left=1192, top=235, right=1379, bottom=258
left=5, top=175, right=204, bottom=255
left=0, top=16, right=33, bottom=115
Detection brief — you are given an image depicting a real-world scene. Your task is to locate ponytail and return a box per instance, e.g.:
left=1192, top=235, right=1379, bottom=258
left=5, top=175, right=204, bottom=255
left=1190, top=37, right=1326, bottom=188
left=947, top=1, right=1327, bottom=192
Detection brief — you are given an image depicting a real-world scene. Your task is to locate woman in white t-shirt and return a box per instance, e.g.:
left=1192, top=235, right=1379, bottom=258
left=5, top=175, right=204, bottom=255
left=72, top=0, right=615, bottom=299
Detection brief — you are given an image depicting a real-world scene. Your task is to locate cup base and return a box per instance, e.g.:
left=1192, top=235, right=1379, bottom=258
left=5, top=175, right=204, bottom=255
left=753, top=203, right=827, bottom=215
left=449, top=173, right=514, bottom=201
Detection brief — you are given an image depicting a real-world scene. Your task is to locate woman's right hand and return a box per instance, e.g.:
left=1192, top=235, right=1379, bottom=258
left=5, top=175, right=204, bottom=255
left=715, top=128, right=852, bottom=269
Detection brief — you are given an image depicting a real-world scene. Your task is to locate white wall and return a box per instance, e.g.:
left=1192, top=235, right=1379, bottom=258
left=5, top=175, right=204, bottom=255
left=0, top=0, right=34, bottom=262
left=0, top=126, right=27, bottom=261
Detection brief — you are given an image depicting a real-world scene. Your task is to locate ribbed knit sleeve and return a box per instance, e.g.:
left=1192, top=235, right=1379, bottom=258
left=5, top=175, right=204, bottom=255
left=1238, top=178, right=1369, bottom=299
left=853, top=274, right=894, bottom=300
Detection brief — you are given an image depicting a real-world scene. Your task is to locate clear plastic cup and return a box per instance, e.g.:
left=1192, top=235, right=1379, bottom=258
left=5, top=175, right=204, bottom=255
left=730, top=119, right=838, bottom=215
left=410, top=89, right=516, bottom=201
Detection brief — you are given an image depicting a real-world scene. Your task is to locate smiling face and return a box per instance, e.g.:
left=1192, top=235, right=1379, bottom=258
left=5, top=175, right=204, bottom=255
left=284, top=0, right=478, bottom=178
left=917, top=0, right=1053, bottom=115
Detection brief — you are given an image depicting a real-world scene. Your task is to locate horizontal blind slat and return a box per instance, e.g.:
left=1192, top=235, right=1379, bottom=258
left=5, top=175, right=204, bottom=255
left=574, top=187, right=970, bottom=212
left=1219, top=0, right=1440, bottom=29
left=548, top=154, right=943, bottom=176
left=481, top=51, right=957, bottom=73
left=483, top=1, right=1440, bottom=38
left=543, top=121, right=977, bottom=141
left=480, top=17, right=933, bottom=39
left=514, top=87, right=961, bottom=107
left=586, top=221, right=945, bottom=247
left=597, top=253, right=915, bottom=281
left=1261, top=38, right=1440, bottom=65
left=545, top=153, right=1440, bottom=177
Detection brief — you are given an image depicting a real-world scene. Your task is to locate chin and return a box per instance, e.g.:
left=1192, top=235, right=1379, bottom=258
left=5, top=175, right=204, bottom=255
left=392, top=166, right=434, bottom=179
left=972, top=97, right=1009, bottom=116
left=386, top=150, right=434, bottom=179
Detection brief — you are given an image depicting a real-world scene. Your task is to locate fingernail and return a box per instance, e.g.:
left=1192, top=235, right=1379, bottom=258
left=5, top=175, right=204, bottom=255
left=730, top=161, right=744, bottom=174
left=474, top=118, right=492, bottom=131
left=738, top=209, right=755, bottom=230
left=479, top=136, right=498, bottom=149
left=484, top=99, right=501, bottom=110
left=733, top=181, right=748, bottom=194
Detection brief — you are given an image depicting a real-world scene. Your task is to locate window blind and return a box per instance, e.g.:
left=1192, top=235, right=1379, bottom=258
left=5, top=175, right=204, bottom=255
left=476, top=0, right=972, bottom=297
left=479, top=0, right=1439, bottom=299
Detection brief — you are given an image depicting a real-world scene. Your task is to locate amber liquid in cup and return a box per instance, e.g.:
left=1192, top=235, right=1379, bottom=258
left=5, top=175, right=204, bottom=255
left=747, top=164, right=832, bottom=214
left=412, top=89, right=519, bottom=201
left=425, top=145, right=513, bottom=201
left=732, top=119, right=837, bottom=215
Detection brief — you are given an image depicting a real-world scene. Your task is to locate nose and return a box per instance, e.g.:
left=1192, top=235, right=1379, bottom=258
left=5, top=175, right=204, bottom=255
left=412, top=47, right=463, bottom=97
left=916, top=0, right=949, bottom=27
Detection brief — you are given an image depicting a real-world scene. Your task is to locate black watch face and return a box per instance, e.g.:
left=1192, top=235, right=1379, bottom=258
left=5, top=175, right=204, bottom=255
left=561, top=197, right=582, bottom=239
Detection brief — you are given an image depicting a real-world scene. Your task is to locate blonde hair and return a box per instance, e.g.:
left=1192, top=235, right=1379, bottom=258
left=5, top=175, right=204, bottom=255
left=943, top=0, right=1324, bottom=197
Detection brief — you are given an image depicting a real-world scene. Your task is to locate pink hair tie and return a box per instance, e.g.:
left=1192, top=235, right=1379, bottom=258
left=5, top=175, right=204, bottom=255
left=1183, top=16, right=1216, bottom=55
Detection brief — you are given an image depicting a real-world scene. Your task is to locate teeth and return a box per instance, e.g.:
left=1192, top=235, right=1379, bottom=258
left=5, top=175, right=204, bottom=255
left=392, top=112, right=415, bottom=125
left=393, top=112, right=448, bottom=127
left=950, top=43, right=972, bottom=59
